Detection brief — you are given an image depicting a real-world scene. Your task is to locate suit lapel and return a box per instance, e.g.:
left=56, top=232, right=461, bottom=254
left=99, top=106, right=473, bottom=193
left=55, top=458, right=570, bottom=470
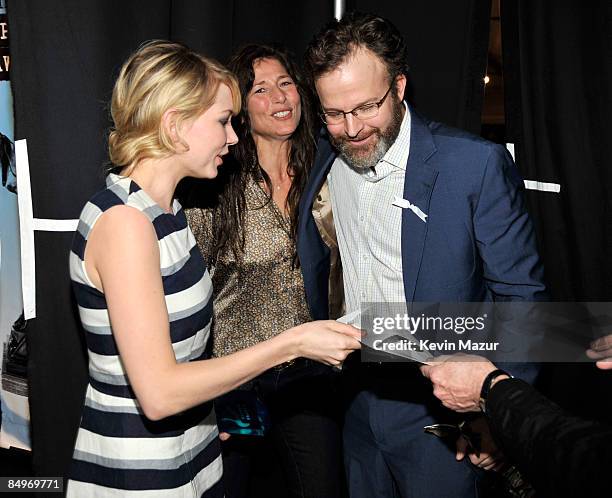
left=401, top=110, right=439, bottom=303
left=302, top=132, right=335, bottom=214
left=297, top=130, right=337, bottom=319
left=298, top=131, right=336, bottom=249
left=300, top=119, right=439, bottom=307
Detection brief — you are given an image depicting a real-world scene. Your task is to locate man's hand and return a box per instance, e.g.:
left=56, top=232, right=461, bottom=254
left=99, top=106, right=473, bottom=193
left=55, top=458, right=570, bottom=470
left=420, top=354, right=497, bottom=412
left=456, top=417, right=505, bottom=471
left=586, top=334, right=612, bottom=370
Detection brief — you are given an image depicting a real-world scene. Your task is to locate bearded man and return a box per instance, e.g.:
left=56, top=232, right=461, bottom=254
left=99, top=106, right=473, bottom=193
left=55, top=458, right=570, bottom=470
left=296, top=12, right=547, bottom=498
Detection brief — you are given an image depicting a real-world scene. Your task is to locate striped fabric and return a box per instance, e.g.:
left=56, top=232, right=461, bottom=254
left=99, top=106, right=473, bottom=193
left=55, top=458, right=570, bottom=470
left=67, top=174, right=223, bottom=497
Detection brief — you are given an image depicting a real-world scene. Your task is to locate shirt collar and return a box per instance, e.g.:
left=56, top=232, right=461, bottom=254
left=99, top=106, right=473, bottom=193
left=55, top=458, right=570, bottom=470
left=378, top=101, right=411, bottom=172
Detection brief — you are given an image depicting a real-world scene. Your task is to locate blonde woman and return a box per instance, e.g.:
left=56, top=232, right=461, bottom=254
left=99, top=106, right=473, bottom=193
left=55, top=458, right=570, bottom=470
left=67, top=41, right=360, bottom=497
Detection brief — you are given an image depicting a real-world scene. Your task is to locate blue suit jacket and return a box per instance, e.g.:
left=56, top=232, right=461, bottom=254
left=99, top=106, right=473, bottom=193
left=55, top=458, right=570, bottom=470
left=297, top=108, right=546, bottom=331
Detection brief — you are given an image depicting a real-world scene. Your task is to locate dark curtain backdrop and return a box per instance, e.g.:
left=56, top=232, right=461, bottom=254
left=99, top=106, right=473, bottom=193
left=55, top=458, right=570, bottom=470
left=8, top=0, right=491, bottom=481
left=347, top=0, right=491, bottom=134
left=502, top=0, right=612, bottom=302
left=172, top=0, right=334, bottom=64
left=501, top=0, right=612, bottom=423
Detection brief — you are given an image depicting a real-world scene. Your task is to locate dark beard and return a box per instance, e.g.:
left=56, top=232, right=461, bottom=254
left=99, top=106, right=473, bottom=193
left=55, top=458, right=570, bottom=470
left=331, top=97, right=404, bottom=171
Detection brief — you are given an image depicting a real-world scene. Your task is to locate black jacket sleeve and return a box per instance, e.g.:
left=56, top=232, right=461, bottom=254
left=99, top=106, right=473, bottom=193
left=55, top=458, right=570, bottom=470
left=487, top=378, right=612, bottom=498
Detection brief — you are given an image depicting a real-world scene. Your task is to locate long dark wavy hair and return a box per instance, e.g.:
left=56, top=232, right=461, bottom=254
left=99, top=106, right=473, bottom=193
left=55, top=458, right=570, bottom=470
left=209, top=44, right=316, bottom=263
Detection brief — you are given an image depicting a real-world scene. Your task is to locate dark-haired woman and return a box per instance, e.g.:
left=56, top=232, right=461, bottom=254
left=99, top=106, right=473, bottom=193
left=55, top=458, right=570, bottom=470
left=186, top=44, right=345, bottom=498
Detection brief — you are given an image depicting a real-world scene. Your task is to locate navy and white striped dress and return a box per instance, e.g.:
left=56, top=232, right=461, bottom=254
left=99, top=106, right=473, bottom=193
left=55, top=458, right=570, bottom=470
left=68, top=174, right=223, bottom=497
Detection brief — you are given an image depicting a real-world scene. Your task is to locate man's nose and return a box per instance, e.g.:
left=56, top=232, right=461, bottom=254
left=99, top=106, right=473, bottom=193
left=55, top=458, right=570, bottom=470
left=344, top=113, right=363, bottom=138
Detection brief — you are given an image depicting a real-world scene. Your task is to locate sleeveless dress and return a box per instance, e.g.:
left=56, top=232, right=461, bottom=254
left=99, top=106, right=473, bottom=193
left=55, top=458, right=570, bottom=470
left=67, top=174, right=223, bottom=497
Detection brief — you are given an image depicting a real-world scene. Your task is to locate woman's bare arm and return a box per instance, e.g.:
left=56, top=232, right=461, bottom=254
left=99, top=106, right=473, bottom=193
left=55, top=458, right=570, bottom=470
left=85, top=205, right=360, bottom=420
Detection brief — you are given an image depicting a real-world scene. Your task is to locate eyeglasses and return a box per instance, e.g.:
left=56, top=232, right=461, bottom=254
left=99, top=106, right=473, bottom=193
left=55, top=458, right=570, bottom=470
left=319, top=83, right=394, bottom=125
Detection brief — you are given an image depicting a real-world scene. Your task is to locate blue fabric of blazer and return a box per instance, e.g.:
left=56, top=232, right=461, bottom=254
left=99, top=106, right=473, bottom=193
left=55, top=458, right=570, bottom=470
left=297, top=109, right=547, bottom=381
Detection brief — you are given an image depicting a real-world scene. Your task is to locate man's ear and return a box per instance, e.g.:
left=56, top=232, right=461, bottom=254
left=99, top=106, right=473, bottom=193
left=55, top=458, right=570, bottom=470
left=395, top=74, right=407, bottom=102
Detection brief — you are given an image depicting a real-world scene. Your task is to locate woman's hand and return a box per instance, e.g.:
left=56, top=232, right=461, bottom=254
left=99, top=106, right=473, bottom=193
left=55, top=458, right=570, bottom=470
left=287, top=321, right=362, bottom=366
left=586, top=334, right=612, bottom=370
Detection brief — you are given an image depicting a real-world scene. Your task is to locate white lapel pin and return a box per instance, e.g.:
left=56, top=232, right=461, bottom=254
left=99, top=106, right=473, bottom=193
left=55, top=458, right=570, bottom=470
left=392, top=196, right=428, bottom=223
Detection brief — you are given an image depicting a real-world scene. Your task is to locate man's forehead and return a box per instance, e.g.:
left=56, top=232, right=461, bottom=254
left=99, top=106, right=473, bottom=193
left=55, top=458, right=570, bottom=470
left=345, top=46, right=386, bottom=71
left=324, top=48, right=385, bottom=82
left=315, top=49, right=388, bottom=107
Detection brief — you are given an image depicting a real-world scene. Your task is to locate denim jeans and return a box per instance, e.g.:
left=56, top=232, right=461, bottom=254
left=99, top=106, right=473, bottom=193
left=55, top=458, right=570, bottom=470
left=220, top=361, right=346, bottom=498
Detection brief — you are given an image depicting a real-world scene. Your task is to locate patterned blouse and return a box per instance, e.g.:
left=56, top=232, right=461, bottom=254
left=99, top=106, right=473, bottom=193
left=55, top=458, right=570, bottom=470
left=185, top=175, right=312, bottom=357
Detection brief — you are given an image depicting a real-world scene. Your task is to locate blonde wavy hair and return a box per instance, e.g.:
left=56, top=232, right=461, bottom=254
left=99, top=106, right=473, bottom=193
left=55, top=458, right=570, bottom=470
left=108, top=40, right=240, bottom=170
